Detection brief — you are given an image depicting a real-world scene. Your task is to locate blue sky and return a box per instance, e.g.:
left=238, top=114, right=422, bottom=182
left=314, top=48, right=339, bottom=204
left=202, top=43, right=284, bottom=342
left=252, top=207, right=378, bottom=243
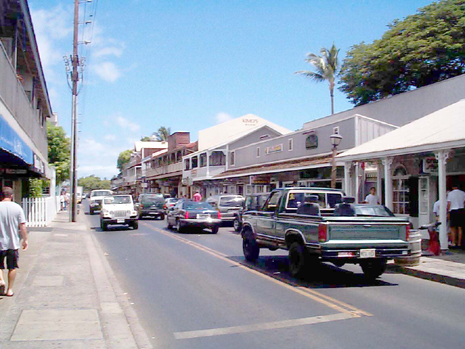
left=29, top=0, right=435, bottom=179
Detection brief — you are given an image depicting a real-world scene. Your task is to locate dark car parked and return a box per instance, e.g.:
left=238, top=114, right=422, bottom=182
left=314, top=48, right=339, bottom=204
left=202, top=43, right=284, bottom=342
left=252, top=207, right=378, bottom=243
left=233, top=193, right=270, bottom=232
left=166, top=200, right=221, bottom=234
left=137, top=194, right=166, bottom=219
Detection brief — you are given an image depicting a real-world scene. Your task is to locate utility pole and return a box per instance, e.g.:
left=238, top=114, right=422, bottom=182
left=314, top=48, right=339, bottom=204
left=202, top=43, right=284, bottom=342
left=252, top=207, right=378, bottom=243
left=69, top=0, right=79, bottom=222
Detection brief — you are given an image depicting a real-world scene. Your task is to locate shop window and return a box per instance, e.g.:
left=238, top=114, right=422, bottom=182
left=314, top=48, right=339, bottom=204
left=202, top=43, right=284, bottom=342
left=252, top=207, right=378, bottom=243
left=210, top=151, right=225, bottom=166
left=192, top=156, right=198, bottom=168
left=184, top=158, right=190, bottom=170
left=392, top=165, right=410, bottom=215
left=199, top=153, right=207, bottom=167
left=288, top=138, right=293, bottom=151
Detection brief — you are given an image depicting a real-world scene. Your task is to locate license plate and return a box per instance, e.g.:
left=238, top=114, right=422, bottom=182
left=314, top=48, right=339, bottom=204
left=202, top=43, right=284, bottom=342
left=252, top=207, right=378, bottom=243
left=117, top=219, right=125, bottom=223
left=197, top=214, right=210, bottom=219
left=360, top=249, right=376, bottom=258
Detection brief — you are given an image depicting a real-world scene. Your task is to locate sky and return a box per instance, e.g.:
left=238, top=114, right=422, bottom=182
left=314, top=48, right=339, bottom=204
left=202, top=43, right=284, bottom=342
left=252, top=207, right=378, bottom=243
left=28, top=0, right=436, bottom=180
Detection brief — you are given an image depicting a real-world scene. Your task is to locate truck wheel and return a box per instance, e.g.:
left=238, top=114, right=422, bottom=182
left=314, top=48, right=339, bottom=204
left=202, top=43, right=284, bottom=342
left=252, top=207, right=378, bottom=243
left=132, top=221, right=139, bottom=230
left=100, top=221, right=108, bottom=231
left=233, top=218, right=242, bottom=232
left=289, top=242, right=310, bottom=278
left=159, top=213, right=165, bottom=220
left=243, top=231, right=259, bottom=262
left=211, top=226, right=219, bottom=234
left=361, top=259, right=387, bottom=280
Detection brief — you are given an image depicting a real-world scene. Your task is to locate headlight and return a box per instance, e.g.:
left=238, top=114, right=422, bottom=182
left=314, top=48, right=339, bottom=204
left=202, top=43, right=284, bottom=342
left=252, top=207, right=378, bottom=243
left=131, top=211, right=137, bottom=216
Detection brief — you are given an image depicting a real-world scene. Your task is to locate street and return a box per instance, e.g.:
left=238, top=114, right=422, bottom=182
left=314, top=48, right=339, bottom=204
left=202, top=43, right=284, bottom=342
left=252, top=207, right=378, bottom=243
left=83, top=202, right=465, bottom=349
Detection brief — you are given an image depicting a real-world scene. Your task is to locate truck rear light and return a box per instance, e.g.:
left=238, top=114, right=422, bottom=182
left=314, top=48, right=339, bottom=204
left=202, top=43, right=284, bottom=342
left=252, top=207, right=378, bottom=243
left=318, top=224, right=327, bottom=242
left=185, top=211, right=190, bottom=219
left=217, top=210, right=221, bottom=219
left=406, top=224, right=410, bottom=241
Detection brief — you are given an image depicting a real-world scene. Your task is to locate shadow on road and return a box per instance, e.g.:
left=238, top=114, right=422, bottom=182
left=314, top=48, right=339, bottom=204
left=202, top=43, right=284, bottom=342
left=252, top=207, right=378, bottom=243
left=229, top=255, right=398, bottom=289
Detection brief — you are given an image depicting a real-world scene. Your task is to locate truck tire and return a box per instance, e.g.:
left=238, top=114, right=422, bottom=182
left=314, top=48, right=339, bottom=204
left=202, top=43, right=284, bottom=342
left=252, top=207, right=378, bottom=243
left=100, top=221, right=108, bottom=231
left=233, top=217, right=242, bottom=232
left=132, top=221, right=139, bottom=230
left=243, top=231, right=259, bottom=262
left=361, top=259, right=387, bottom=280
left=288, top=242, right=310, bottom=278
left=211, top=226, right=219, bottom=234
left=159, top=213, right=165, bottom=220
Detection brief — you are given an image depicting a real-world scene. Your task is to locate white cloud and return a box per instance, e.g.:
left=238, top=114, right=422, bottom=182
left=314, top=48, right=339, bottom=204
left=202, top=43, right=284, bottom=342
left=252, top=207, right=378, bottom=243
left=104, top=134, right=117, bottom=141
left=93, top=46, right=124, bottom=58
left=116, top=116, right=140, bottom=132
left=92, top=62, right=122, bottom=82
left=216, top=112, right=233, bottom=124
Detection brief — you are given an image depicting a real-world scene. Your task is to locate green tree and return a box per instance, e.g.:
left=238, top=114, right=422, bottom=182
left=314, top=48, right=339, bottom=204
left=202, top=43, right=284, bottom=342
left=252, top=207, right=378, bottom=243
left=153, top=126, right=171, bottom=141
left=117, top=149, right=132, bottom=172
left=78, top=175, right=111, bottom=192
left=296, top=43, right=340, bottom=114
left=339, top=0, right=465, bottom=106
left=140, top=136, right=151, bottom=141
left=47, top=123, right=70, bottom=183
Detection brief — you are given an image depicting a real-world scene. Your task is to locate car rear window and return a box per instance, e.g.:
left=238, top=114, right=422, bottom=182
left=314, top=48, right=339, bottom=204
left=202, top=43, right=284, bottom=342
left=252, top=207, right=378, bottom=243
left=141, top=195, right=164, bottom=204
left=91, top=191, right=112, bottom=197
left=219, top=196, right=244, bottom=207
left=184, top=202, right=214, bottom=210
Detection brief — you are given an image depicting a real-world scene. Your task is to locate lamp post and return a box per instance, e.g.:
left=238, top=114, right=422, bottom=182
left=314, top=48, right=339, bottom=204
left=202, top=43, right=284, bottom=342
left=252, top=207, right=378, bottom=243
left=330, top=133, right=343, bottom=188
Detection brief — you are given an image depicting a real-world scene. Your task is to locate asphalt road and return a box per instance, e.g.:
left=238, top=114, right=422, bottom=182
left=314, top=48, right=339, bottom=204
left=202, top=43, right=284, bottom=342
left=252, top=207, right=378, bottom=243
left=84, top=202, right=465, bottom=349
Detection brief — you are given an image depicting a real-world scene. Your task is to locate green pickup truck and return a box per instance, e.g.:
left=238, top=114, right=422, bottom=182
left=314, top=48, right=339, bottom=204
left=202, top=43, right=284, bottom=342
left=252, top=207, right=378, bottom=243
left=241, top=188, right=411, bottom=279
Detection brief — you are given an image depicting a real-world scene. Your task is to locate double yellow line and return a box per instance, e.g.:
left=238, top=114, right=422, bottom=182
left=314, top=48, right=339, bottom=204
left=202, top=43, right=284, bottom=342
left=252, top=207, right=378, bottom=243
left=143, top=223, right=371, bottom=317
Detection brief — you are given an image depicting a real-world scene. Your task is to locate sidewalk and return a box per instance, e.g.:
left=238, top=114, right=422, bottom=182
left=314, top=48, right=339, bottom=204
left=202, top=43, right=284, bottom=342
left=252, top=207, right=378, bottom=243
left=388, top=247, right=465, bottom=289
left=0, top=210, right=153, bottom=348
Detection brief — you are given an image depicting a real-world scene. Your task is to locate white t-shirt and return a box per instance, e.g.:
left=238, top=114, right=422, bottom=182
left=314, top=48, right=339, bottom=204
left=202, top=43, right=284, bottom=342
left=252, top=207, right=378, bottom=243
left=433, top=200, right=440, bottom=216
left=365, top=194, right=379, bottom=205
left=447, top=189, right=465, bottom=211
left=0, top=201, right=26, bottom=250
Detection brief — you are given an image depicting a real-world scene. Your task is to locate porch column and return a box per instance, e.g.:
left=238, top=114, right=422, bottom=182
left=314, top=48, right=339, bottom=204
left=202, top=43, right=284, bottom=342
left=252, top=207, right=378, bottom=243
left=382, top=157, right=393, bottom=210
left=435, top=150, right=449, bottom=250
left=355, top=162, right=360, bottom=203
left=344, top=162, right=352, bottom=197
left=377, top=161, right=383, bottom=204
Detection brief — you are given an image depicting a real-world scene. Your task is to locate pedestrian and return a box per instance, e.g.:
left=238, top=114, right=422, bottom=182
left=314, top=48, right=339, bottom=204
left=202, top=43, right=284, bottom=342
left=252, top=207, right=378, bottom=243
left=60, top=190, right=65, bottom=211
left=364, top=187, right=379, bottom=205
left=447, top=182, right=465, bottom=247
left=65, top=191, right=70, bottom=211
left=193, top=191, right=202, bottom=202
left=0, top=187, right=28, bottom=297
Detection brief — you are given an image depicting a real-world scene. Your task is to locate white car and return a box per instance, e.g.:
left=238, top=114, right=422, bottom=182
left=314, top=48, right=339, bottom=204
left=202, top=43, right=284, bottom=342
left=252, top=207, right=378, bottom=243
left=100, top=195, right=138, bottom=231
left=89, top=189, right=113, bottom=215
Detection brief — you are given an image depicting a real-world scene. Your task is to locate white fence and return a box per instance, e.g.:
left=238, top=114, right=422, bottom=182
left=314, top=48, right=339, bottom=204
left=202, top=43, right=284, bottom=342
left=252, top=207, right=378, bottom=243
left=22, top=196, right=59, bottom=227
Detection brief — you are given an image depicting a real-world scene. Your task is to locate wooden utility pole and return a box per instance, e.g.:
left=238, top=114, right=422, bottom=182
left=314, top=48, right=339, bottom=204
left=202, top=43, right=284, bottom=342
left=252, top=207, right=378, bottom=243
left=69, top=0, right=79, bottom=222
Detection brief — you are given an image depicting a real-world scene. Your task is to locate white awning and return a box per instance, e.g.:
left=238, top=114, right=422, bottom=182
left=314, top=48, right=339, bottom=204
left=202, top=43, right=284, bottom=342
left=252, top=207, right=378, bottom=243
left=337, top=99, right=465, bottom=161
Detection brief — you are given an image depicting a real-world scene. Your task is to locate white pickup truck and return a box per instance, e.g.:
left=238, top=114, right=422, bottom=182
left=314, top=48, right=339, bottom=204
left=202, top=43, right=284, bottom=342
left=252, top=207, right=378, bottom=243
left=89, top=189, right=113, bottom=215
left=99, top=195, right=139, bottom=231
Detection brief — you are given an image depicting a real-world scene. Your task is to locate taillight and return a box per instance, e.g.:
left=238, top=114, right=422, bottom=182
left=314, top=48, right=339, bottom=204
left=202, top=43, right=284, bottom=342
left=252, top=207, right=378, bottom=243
left=185, top=211, right=189, bottom=219
left=217, top=210, right=221, bottom=219
left=318, top=224, right=327, bottom=242
left=163, top=204, right=167, bottom=209
left=405, top=224, right=410, bottom=241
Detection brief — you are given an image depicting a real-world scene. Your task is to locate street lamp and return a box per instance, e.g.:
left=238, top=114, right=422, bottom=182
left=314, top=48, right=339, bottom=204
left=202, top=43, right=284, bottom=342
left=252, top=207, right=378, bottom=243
left=330, top=133, right=343, bottom=188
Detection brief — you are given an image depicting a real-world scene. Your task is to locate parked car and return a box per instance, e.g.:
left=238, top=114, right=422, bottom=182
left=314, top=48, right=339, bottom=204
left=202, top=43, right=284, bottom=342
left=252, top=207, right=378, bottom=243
left=163, top=198, right=179, bottom=212
left=166, top=200, right=221, bottom=234
left=206, top=194, right=245, bottom=225
left=137, top=194, right=165, bottom=219
left=100, top=195, right=139, bottom=231
left=89, top=189, right=113, bottom=215
left=233, top=193, right=270, bottom=232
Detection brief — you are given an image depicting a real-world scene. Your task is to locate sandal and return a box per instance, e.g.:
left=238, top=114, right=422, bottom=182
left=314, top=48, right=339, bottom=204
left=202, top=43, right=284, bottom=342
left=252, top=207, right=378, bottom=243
left=0, top=283, right=5, bottom=296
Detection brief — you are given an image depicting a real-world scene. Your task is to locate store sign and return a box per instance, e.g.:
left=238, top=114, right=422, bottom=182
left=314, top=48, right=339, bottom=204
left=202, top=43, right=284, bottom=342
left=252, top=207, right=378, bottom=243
left=265, top=144, right=283, bottom=154
left=422, top=157, right=438, bottom=174
left=305, top=134, right=318, bottom=149
left=0, top=114, right=34, bottom=164
left=250, top=175, right=270, bottom=184
left=0, top=168, right=27, bottom=175
left=33, top=154, right=45, bottom=175
left=242, top=118, right=259, bottom=126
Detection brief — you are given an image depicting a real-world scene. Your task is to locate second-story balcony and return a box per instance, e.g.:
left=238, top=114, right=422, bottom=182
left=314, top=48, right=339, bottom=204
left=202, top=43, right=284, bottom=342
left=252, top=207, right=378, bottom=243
left=183, top=164, right=226, bottom=182
left=145, top=162, right=183, bottom=179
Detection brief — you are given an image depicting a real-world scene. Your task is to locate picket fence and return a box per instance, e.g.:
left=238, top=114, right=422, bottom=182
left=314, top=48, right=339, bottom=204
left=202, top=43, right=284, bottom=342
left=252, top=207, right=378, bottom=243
left=22, top=196, right=60, bottom=227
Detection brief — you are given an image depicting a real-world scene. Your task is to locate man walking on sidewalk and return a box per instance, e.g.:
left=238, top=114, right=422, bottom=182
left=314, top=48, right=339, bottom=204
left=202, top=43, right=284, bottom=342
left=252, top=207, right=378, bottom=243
left=447, top=181, right=465, bottom=248
left=0, top=187, right=28, bottom=297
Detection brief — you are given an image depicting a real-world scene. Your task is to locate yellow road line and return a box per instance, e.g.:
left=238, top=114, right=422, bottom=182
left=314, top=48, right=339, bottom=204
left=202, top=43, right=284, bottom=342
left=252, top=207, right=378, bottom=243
left=144, top=223, right=371, bottom=316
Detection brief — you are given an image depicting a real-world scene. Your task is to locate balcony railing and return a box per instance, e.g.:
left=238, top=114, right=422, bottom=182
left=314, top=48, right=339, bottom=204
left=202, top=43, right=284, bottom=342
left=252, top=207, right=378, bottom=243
left=0, top=42, right=47, bottom=157
left=145, top=162, right=183, bottom=178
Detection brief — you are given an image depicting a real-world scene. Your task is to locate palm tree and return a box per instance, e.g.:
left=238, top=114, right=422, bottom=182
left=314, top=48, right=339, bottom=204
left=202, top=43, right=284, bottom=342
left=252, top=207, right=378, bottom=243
left=153, top=126, right=171, bottom=141
left=296, top=43, right=340, bottom=115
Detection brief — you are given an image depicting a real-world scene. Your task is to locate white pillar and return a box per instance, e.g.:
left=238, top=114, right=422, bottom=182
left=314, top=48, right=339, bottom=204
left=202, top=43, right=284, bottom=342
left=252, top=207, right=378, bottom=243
left=355, top=162, right=360, bottom=203
left=344, top=162, right=352, bottom=197
left=377, top=161, right=383, bottom=204
left=382, top=157, right=393, bottom=211
left=436, top=150, right=449, bottom=250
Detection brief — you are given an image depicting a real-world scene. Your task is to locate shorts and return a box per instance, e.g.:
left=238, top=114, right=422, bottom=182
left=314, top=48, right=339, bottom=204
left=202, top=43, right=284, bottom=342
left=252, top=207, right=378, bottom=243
left=0, top=249, right=19, bottom=270
left=450, top=209, right=464, bottom=228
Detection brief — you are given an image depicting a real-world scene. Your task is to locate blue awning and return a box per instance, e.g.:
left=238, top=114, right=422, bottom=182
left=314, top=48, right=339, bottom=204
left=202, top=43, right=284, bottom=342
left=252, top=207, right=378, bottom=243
left=0, top=114, right=34, bottom=165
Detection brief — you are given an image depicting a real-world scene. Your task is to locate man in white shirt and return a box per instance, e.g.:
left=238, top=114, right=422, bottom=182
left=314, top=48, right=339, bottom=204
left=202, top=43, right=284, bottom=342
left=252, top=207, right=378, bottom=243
left=447, top=182, right=465, bottom=247
left=364, top=187, right=379, bottom=205
left=0, top=187, right=28, bottom=297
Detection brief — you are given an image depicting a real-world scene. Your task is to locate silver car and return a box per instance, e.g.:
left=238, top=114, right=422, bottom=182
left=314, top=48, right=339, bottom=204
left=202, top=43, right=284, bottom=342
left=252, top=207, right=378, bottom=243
left=206, top=195, right=245, bottom=224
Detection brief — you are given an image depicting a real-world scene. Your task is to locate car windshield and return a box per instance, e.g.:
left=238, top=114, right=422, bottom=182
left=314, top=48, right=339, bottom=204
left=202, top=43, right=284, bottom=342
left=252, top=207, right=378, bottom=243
left=91, top=191, right=112, bottom=197
left=354, top=205, right=394, bottom=217
left=219, top=196, right=244, bottom=207
left=105, top=196, right=132, bottom=205
left=184, top=201, right=214, bottom=210
left=141, top=195, right=164, bottom=204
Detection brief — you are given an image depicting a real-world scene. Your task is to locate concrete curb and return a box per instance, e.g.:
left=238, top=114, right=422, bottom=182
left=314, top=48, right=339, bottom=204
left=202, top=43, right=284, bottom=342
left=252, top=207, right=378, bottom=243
left=387, top=264, right=465, bottom=289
